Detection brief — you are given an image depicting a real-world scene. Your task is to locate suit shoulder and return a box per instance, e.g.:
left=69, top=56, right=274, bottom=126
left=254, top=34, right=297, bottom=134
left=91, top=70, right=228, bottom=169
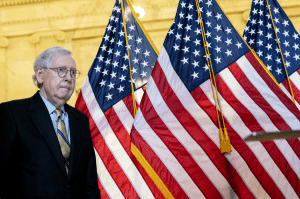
left=0, top=97, right=31, bottom=110
left=66, top=105, right=88, bottom=119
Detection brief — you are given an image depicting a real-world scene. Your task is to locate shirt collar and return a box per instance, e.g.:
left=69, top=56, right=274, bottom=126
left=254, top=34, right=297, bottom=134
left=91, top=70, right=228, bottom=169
left=39, top=92, right=65, bottom=114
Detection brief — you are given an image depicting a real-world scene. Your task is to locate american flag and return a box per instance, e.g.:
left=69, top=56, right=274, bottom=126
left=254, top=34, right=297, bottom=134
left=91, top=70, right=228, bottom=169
left=75, top=0, right=163, bottom=198
left=131, top=0, right=300, bottom=198
left=243, top=0, right=300, bottom=108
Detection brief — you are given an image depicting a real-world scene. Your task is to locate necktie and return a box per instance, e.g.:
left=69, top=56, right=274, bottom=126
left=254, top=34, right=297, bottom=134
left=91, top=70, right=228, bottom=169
left=54, top=109, right=70, bottom=175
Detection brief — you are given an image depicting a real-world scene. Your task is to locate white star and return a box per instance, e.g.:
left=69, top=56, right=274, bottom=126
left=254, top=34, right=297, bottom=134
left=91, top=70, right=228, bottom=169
left=182, top=46, right=190, bottom=53
left=141, top=60, right=148, bottom=67
left=293, top=33, right=299, bottom=40
left=186, top=14, right=193, bottom=20
left=168, top=29, right=174, bottom=35
left=249, top=29, right=256, bottom=35
left=112, top=27, right=117, bottom=33
left=275, top=68, right=282, bottom=75
left=194, top=39, right=201, bottom=46
left=275, top=27, right=280, bottom=33
left=141, top=71, right=147, bottom=77
left=119, top=75, right=126, bottom=81
left=188, top=3, right=193, bottom=10
left=293, top=43, right=299, bottom=50
left=116, top=40, right=123, bottom=47
left=282, top=20, right=289, bottom=26
left=283, top=40, right=290, bottom=47
left=193, top=49, right=200, bottom=57
left=275, top=47, right=280, bottom=54
left=265, top=33, right=272, bottom=40
left=206, top=0, right=212, bottom=7
left=274, top=17, right=279, bottom=23
left=127, top=34, right=133, bottom=40
left=175, top=33, right=182, bottom=40
left=249, top=39, right=255, bottom=45
left=252, top=8, right=258, bottom=15
left=173, top=44, right=180, bottom=51
left=105, top=93, right=113, bottom=101
left=104, top=58, right=111, bottom=65
left=106, top=24, right=112, bottom=31
left=225, top=49, right=232, bottom=57
left=215, top=35, right=222, bottom=42
left=215, top=46, right=221, bottom=53
left=206, top=31, right=211, bottom=38
left=114, top=50, right=121, bottom=57
left=259, top=10, right=263, bottom=16
left=206, top=21, right=212, bottom=27
left=179, top=12, right=184, bottom=18
left=257, top=50, right=263, bottom=57
left=191, top=71, right=199, bottom=79
left=97, top=55, right=104, bottom=62
left=132, top=58, right=139, bottom=64
left=144, top=50, right=150, bottom=57
left=244, top=26, right=249, bottom=32
left=181, top=57, right=189, bottom=64
left=94, top=65, right=101, bottom=72
left=129, top=24, right=135, bottom=31
left=282, top=30, right=289, bottom=37
left=185, top=24, right=192, bottom=31
left=274, top=8, right=279, bottom=14
left=267, top=65, right=272, bottom=71
left=215, top=13, right=222, bottom=20
left=134, top=48, right=141, bottom=54
left=225, top=38, right=232, bottom=45
left=265, top=43, right=272, bottom=50
left=177, top=22, right=183, bottom=29
left=117, top=85, right=124, bottom=93
left=131, top=67, right=137, bottom=74
left=118, top=30, right=125, bottom=37
left=206, top=11, right=212, bottom=17
left=123, top=54, right=128, bottom=60
left=275, top=57, right=281, bottom=64
left=257, top=40, right=263, bottom=46
left=294, top=54, right=300, bottom=61
left=215, top=57, right=221, bottom=64
left=103, top=35, right=110, bottom=41
left=107, top=48, right=113, bottom=54
left=285, top=61, right=291, bottom=67
left=100, top=45, right=107, bottom=51
left=180, top=2, right=186, bottom=8
left=215, top=24, right=222, bottom=32
left=236, top=42, right=242, bottom=49
left=99, top=79, right=106, bottom=87
left=109, top=38, right=115, bottom=44
left=102, top=69, right=108, bottom=76
left=183, top=35, right=191, bottom=42
left=225, top=27, right=231, bottom=34
left=266, top=23, right=272, bottom=29
left=251, top=19, right=257, bottom=25
left=112, top=61, right=119, bottom=68
left=136, top=37, right=142, bottom=44
left=284, top=51, right=290, bottom=58
left=195, top=28, right=201, bottom=35
left=265, top=54, right=272, bottom=61
left=257, top=30, right=263, bottom=36
left=109, top=15, right=115, bottom=21
left=203, top=64, right=208, bottom=71
left=110, top=71, right=117, bottom=78
left=258, top=20, right=263, bottom=26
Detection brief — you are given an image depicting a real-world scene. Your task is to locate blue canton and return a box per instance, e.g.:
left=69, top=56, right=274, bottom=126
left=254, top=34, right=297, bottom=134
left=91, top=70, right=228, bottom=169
left=164, top=0, right=250, bottom=92
left=88, top=0, right=157, bottom=112
left=243, top=0, right=300, bottom=84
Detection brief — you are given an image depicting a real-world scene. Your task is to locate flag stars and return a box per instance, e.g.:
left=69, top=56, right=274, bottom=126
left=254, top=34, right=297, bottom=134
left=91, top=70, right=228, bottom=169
left=104, top=58, right=111, bottom=65
left=203, top=64, right=208, bottom=71
left=114, top=50, right=121, bottom=57
left=116, top=40, right=123, bottom=47
left=117, top=85, right=124, bottom=93
left=266, top=54, right=272, bottom=61
left=265, top=33, right=272, bottom=40
left=215, top=57, right=221, bottom=64
left=294, top=54, right=300, bottom=61
left=183, top=35, right=191, bottom=42
left=186, top=14, right=193, bottom=20
left=99, top=79, right=106, bottom=87
left=136, top=37, right=142, bottom=44
left=129, top=24, right=135, bottom=31
left=283, top=40, right=290, bottom=47
left=236, top=42, right=242, bottom=49
left=257, top=50, right=263, bottom=57
left=110, top=71, right=117, bottom=78
left=168, top=29, right=174, bottom=35
left=131, top=67, right=137, bottom=74
left=250, top=19, right=257, bottom=25
left=121, top=64, right=128, bottom=71
left=267, top=65, right=272, bottom=71
left=225, top=49, right=232, bottom=57
left=105, top=93, right=113, bottom=101
left=134, top=48, right=141, bottom=54
left=275, top=68, right=282, bottom=75
left=193, top=49, right=200, bottom=57
left=187, top=3, right=193, bottom=10
left=265, top=43, right=272, bottom=50
left=141, top=71, right=147, bottom=77
left=285, top=61, right=291, bottom=67
left=293, top=33, right=299, bottom=40
left=144, top=50, right=150, bottom=57
left=284, top=51, right=290, bottom=58
left=215, top=13, right=222, bottom=20
left=191, top=71, right=199, bottom=79
left=94, top=65, right=101, bottom=72
left=225, top=38, right=232, bottom=45
left=257, top=40, right=263, bottom=46
left=182, top=46, right=190, bottom=53
left=215, top=24, right=222, bottom=32
left=97, top=55, right=104, bottom=62
left=181, top=57, right=189, bottom=64
left=195, top=28, right=201, bottom=35
left=179, top=12, right=184, bottom=18
left=112, top=61, right=119, bottom=68
left=248, top=39, right=255, bottom=45
left=194, top=39, right=201, bottom=46
left=293, top=43, right=299, bottom=50
left=173, top=44, right=180, bottom=51
left=110, top=38, right=115, bottom=44
left=215, top=35, right=222, bottom=42
left=118, top=30, right=125, bottom=37
left=257, top=30, right=263, bottom=36
left=275, top=57, right=281, bottom=64
left=273, top=8, right=279, bottom=14
left=206, top=11, right=212, bottom=17
left=206, top=0, right=212, bottom=7
left=127, top=34, right=133, bottom=40
left=258, top=20, right=263, bottom=26
left=215, top=46, right=221, bottom=53
left=225, top=27, right=231, bottom=34
left=175, top=33, right=182, bottom=40
left=266, top=23, right=272, bottom=29
left=141, top=60, right=148, bottom=67
left=102, top=69, right=109, bottom=76
left=282, top=20, right=289, bottom=26
left=103, top=35, right=110, bottom=41
left=119, top=75, right=126, bottom=82
left=132, top=58, right=139, bottom=64
left=274, top=17, right=279, bottom=23
left=185, top=24, right=192, bottom=31
left=177, top=22, right=183, bottom=29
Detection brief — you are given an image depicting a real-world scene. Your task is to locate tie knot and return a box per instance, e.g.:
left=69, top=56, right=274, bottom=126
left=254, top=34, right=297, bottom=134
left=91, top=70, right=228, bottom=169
left=54, top=109, right=63, bottom=117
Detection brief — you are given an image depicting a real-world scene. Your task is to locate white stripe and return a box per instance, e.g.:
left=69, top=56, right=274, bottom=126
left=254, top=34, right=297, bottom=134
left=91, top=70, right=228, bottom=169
left=113, top=99, right=134, bottom=134
left=155, top=47, right=238, bottom=198
left=81, top=78, right=154, bottom=199
left=94, top=148, right=124, bottom=199
left=289, top=70, right=300, bottom=92
left=280, top=82, right=300, bottom=110
left=237, top=56, right=300, bottom=130
left=219, top=64, right=299, bottom=199
left=133, top=108, right=205, bottom=199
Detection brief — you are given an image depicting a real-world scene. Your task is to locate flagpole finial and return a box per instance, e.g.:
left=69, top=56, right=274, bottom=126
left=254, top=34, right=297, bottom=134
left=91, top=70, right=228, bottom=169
left=220, top=127, right=232, bottom=154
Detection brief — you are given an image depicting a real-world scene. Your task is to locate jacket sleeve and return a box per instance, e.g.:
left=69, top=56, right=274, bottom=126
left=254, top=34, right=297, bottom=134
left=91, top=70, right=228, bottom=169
left=83, top=115, right=101, bottom=199
left=0, top=103, right=18, bottom=198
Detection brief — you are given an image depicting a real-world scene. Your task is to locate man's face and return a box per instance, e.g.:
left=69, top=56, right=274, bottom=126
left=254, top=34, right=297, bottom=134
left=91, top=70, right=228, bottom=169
left=38, top=54, right=76, bottom=107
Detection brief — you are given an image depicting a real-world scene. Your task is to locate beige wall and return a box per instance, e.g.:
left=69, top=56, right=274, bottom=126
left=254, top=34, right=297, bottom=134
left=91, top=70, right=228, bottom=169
left=0, top=0, right=300, bottom=106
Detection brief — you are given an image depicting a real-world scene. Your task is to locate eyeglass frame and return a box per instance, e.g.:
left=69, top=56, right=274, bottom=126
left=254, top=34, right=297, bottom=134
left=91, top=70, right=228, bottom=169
left=45, top=67, right=80, bottom=79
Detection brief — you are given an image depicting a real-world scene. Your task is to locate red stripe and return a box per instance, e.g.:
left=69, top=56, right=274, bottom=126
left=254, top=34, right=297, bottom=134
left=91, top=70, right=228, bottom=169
left=131, top=126, right=189, bottom=199
left=239, top=53, right=300, bottom=160
left=215, top=73, right=300, bottom=197
left=140, top=92, right=223, bottom=198
left=122, top=94, right=136, bottom=118
left=76, top=95, right=139, bottom=198
left=151, top=61, right=256, bottom=198
left=97, top=176, right=109, bottom=199
left=282, top=75, right=300, bottom=107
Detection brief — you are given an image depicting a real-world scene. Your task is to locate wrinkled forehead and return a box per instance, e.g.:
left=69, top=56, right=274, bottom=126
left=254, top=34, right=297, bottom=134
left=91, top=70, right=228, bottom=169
left=51, top=54, right=76, bottom=69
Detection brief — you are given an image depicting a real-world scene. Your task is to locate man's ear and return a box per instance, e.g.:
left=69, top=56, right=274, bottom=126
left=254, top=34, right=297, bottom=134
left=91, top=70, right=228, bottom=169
left=36, top=67, right=44, bottom=85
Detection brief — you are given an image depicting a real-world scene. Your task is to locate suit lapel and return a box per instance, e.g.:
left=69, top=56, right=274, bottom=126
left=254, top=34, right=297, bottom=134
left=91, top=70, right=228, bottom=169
left=65, top=104, right=81, bottom=179
left=29, top=92, right=67, bottom=176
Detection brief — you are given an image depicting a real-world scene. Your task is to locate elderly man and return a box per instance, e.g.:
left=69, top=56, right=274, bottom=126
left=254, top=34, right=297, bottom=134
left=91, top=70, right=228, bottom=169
left=0, top=47, right=100, bottom=199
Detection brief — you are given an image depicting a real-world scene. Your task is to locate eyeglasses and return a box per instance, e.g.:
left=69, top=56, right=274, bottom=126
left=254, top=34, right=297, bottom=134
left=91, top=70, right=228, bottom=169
left=47, top=67, right=80, bottom=79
